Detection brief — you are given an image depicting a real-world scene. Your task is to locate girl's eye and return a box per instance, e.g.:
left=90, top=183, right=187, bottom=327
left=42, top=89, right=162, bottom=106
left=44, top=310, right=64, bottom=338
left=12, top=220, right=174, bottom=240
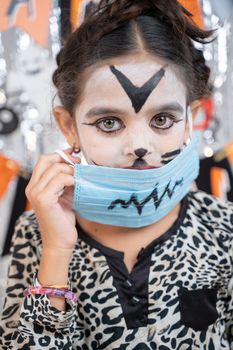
left=96, top=118, right=123, bottom=133
left=151, top=114, right=177, bottom=129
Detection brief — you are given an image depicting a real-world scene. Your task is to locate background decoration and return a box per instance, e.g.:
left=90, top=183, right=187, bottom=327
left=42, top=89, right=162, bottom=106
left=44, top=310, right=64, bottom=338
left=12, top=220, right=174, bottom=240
left=0, top=153, right=20, bottom=200
left=0, top=107, right=19, bottom=135
left=0, top=0, right=53, bottom=48
left=70, top=0, right=99, bottom=31
left=0, top=0, right=62, bottom=313
left=179, top=0, right=204, bottom=28
left=70, top=0, right=205, bottom=31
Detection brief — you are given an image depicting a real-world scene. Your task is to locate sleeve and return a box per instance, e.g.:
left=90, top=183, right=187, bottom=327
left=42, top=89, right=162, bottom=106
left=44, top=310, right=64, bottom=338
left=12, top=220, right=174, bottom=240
left=226, top=277, right=233, bottom=348
left=0, top=211, right=77, bottom=350
left=226, top=218, right=233, bottom=349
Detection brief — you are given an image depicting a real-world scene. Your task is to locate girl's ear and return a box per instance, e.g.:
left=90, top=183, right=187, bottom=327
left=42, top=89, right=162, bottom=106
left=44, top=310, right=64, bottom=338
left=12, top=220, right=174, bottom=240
left=53, top=106, right=80, bottom=148
left=184, top=100, right=201, bottom=141
left=190, top=100, right=201, bottom=120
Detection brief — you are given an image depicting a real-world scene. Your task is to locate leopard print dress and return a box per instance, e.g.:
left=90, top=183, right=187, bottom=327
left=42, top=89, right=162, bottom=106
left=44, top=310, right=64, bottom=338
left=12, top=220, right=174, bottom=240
left=0, top=190, right=233, bottom=349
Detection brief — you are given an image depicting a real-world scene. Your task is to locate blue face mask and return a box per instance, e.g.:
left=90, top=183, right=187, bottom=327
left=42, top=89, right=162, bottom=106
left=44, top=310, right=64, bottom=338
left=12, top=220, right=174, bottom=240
left=71, top=136, right=200, bottom=228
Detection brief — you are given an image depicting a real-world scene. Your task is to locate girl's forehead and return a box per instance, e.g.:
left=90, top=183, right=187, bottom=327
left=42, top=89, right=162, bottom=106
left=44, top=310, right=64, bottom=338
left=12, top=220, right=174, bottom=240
left=76, top=58, right=187, bottom=118
left=75, top=54, right=187, bottom=116
left=82, top=55, right=186, bottom=97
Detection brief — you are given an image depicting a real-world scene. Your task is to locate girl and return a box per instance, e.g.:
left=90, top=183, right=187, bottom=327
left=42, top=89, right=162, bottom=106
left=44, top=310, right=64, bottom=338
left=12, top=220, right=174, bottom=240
left=1, top=0, right=233, bottom=348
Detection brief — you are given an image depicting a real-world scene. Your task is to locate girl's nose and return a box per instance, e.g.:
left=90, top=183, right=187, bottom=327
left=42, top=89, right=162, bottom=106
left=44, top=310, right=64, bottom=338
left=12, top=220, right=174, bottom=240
left=134, top=148, right=148, bottom=158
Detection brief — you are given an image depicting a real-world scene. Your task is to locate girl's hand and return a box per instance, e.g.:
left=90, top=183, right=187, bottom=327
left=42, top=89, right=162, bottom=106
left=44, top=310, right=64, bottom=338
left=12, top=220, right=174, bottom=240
left=25, top=148, right=81, bottom=255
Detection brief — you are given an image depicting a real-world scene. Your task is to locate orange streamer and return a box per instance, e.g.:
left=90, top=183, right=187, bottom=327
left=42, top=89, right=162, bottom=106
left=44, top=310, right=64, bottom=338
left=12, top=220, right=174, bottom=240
left=71, top=0, right=83, bottom=31
left=179, top=0, right=204, bottom=29
left=0, top=153, right=20, bottom=200
left=210, top=167, right=230, bottom=200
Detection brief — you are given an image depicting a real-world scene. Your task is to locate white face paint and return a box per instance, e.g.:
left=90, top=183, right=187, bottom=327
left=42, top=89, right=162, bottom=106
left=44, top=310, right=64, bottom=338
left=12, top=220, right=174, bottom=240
left=74, top=53, right=189, bottom=169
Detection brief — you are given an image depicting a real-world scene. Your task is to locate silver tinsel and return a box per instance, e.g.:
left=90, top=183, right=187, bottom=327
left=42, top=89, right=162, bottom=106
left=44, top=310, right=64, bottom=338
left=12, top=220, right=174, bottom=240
left=200, top=0, right=233, bottom=157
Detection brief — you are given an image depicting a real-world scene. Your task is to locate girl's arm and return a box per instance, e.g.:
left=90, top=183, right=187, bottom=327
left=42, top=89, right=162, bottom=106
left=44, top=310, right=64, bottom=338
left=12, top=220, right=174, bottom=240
left=0, top=211, right=77, bottom=350
left=226, top=283, right=233, bottom=348
left=225, top=226, right=233, bottom=348
left=226, top=279, right=233, bottom=347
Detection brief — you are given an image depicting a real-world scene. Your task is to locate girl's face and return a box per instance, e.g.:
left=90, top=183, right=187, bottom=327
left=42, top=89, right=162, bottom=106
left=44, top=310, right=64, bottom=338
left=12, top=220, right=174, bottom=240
left=74, top=53, right=190, bottom=169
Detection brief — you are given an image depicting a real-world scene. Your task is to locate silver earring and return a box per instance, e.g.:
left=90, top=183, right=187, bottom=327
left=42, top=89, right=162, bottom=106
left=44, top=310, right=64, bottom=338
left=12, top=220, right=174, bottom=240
left=72, top=143, right=80, bottom=154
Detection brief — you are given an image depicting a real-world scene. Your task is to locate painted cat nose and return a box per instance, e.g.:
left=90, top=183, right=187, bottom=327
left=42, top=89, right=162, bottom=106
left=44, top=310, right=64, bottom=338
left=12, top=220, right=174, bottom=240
left=134, top=148, right=148, bottom=158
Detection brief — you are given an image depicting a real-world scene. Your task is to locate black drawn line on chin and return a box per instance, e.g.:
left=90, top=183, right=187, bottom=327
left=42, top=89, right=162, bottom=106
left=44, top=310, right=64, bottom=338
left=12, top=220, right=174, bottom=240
left=110, top=65, right=166, bottom=113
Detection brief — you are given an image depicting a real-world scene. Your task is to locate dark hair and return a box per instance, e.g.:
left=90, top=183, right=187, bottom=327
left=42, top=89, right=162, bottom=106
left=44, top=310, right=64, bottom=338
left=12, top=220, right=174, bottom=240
left=53, top=0, right=214, bottom=115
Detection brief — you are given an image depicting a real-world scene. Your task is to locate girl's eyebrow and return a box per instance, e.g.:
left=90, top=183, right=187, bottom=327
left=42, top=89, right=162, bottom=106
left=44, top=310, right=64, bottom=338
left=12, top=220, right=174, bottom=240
left=85, top=107, right=125, bottom=118
left=147, top=102, right=185, bottom=115
left=85, top=102, right=184, bottom=118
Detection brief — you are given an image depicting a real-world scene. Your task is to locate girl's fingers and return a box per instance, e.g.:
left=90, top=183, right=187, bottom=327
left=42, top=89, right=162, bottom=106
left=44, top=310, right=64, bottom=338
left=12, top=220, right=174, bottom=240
left=38, top=173, right=75, bottom=205
left=28, top=149, right=81, bottom=187
left=29, top=152, right=68, bottom=186
left=31, top=163, right=75, bottom=194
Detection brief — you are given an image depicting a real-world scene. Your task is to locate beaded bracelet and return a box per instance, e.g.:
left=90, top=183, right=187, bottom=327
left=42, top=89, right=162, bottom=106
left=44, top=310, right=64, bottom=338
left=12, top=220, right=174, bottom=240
left=23, top=286, right=78, bottom=302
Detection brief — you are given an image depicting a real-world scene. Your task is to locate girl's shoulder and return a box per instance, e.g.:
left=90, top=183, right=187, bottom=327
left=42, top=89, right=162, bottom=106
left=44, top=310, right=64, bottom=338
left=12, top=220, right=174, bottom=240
left=187, top=189, right=233, bottom=234
left=189, top=189, right=233, bottom=213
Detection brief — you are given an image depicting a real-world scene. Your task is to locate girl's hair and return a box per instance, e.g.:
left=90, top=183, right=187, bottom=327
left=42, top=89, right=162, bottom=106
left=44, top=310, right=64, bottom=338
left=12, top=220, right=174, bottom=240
left=53, top=0, right=214, bottom=115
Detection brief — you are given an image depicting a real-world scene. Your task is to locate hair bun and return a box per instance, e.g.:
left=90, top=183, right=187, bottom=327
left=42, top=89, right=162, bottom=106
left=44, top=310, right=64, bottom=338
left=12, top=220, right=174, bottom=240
left=91, top=0, right=213, bottom=43
left=53, top=0, right=214, bottom=114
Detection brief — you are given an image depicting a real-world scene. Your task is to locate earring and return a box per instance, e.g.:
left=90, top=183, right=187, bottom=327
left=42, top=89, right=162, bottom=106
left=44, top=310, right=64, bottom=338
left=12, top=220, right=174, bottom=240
left=72, top=143, right=80, bottom=154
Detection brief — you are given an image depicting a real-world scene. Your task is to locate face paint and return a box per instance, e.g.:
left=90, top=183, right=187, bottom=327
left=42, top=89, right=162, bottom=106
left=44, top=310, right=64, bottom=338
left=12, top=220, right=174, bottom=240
left=161, top=149, right=182, bottom=165
left=110, top=65, right=166, bottom=113
left=160, top=107, right=193, bottom=165
left=74, top=54, right=187, bottom=170
left=162, top=149, right=182, bottom=158
left=134, top=148, right=147, bottom=158
left=132, top=159, right=148, bottom=167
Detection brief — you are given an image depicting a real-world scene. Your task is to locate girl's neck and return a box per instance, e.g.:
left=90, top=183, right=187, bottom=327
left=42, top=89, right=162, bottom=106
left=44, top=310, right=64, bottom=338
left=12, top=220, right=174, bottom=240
left=76, top=202, right=181, bottom=256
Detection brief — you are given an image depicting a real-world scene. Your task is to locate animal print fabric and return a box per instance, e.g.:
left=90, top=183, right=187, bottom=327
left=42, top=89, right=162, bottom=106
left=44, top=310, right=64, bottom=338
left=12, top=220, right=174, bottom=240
left=0, top=190, right=233, bottom=349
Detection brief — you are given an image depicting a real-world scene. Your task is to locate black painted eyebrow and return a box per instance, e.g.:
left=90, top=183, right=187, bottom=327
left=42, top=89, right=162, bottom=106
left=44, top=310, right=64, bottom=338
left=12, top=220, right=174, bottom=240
left=85, top=102, right=184, bottom=119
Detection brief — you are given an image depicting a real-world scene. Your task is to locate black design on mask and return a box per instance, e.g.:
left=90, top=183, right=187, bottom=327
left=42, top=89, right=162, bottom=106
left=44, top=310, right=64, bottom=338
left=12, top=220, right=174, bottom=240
left=161, top=149, right=181, bottom=165
left=110, top=65, right=166, bottom=113
left=108, top=178, right=184, bottom=215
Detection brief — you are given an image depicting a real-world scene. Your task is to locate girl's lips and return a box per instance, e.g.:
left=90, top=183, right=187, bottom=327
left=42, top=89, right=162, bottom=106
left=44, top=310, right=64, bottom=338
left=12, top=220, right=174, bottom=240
left=124, top=165, right=160, bottom=170
left=92, top=161, right=160, bottom=170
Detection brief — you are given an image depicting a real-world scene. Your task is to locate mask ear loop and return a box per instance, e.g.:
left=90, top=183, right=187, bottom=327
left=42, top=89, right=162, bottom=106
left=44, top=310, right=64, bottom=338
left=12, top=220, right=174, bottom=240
left=55, top=150, right=76, bottom=197
left=55, top=150, right=75, bottom=167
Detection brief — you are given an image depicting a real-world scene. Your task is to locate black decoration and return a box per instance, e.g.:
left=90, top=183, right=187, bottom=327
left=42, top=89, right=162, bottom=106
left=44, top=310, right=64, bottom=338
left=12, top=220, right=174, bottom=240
left=0, top=107, right=19, bottom=135
left=110, top=65, right=165, bottom=113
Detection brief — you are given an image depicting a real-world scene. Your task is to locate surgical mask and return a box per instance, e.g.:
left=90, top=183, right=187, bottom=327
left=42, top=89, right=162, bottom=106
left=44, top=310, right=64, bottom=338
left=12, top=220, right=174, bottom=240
left=56, top=111, right=200, bottom=228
